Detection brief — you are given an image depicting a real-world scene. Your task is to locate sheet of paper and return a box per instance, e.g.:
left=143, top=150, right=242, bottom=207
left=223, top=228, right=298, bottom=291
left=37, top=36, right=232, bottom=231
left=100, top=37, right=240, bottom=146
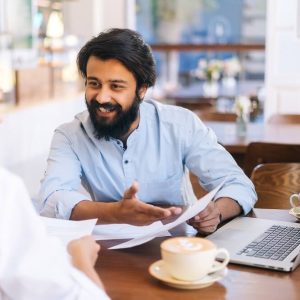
left=92, top=221, right=171, bottom=240
left=40, top=217, right=97, bottom=246
left=109, top=181, right=224, bottom=250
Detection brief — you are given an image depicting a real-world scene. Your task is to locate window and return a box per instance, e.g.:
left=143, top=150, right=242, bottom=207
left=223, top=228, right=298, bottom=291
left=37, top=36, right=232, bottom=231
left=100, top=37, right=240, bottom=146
left=136, top=0, right=266, bottom=83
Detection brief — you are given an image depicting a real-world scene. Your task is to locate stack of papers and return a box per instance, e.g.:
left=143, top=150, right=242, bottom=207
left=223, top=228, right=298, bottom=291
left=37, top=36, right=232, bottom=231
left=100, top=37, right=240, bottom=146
left=40, top=180, right=224, bottom=249
left=108, top=182, right=222, bottom=249
left=40, top=217, right=97, bottom=246
left=93, top=222, right=171, bottom=240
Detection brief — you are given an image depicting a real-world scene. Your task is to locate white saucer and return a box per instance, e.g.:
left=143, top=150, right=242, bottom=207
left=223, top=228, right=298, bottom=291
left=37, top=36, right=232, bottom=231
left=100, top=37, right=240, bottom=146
left=289, top=208, right=300, bottom=220
left=149, top=260, right=227, bottom=289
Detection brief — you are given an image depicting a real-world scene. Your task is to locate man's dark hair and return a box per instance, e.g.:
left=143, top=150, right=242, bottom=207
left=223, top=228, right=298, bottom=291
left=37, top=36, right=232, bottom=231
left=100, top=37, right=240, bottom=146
left=77, top=28, right=156, bottom=90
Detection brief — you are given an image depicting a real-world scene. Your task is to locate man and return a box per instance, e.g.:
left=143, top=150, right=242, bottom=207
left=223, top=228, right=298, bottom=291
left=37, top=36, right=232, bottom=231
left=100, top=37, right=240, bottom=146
left=0, top=167, right=110, bottom=299
left=39, top=28, right=257, bottom=234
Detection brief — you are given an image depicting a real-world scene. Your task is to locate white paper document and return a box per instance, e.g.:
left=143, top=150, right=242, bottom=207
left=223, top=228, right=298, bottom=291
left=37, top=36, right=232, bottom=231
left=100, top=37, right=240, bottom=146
left=109, top=181, right=224, bottom=250
left=92, top=221, right=171, bottom=240
left=40, top=217, right=97, bottom=246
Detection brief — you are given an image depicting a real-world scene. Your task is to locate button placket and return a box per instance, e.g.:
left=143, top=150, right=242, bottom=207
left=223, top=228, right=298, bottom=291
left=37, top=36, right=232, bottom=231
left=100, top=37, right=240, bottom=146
left=123, top=155, right=135, bottom=187
left=123, top=134, right=137, bottom=187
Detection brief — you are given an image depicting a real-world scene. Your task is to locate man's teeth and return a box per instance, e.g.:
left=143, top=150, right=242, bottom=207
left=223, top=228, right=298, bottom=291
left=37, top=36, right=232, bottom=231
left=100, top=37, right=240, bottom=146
left=99, top=107, right=113, bottom=112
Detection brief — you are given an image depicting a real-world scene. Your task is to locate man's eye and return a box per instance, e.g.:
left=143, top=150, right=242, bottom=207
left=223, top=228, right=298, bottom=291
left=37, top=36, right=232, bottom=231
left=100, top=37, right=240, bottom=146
left=111, top=84, right=124, bottom=90
left=88, top=81, right=99, bottom=87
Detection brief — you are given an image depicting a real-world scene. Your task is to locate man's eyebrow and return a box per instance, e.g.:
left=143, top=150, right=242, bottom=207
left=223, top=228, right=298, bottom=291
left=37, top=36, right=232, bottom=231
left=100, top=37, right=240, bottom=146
left=110, top=79, right=128, bottom=84
left=86, top=76, right=99, bottom=81
left=86, top=77, right=128, bottom=85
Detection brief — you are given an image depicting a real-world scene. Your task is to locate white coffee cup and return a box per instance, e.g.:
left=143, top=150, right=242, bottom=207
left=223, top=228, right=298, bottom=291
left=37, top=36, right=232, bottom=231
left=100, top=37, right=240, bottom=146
left=290, top=193, right=300, bottom=208
left=160, top=237, right=230, bottom=282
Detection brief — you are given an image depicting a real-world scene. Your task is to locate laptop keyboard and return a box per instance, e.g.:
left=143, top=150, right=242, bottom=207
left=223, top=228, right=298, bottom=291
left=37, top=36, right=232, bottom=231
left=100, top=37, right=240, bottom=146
left=237, top=225, right=300, bottom=261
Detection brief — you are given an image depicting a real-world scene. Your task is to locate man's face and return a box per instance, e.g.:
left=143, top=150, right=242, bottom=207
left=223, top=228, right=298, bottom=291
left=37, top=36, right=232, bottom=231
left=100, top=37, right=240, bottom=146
left=85, top=56, right=146, bottom=140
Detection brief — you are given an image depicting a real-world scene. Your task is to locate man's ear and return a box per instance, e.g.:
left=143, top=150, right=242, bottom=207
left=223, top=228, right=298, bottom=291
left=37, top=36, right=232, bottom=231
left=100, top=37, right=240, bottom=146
left=138, top=84, right=148, bottom=100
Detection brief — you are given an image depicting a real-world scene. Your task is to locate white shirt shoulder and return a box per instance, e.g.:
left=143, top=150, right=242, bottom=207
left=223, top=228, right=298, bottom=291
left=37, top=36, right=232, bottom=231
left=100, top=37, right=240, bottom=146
left=0, top=167, right=110, bottom=300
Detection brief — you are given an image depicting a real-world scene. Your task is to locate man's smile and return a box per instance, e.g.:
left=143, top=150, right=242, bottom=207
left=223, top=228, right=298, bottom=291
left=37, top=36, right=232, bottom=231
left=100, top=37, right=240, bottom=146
left=94, top=102, right=121, bottom=118
left=97, top=106, right=117, bottom=117
left=98, top=106, right=115, bottom=113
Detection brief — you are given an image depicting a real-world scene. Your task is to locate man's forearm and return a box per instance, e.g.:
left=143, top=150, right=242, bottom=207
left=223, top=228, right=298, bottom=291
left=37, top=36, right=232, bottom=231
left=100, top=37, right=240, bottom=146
left=70, top=200, right=119, bottom=224
left=215, top=197, right=242, bottom=222
left=70, top=187, right=182, bottom=226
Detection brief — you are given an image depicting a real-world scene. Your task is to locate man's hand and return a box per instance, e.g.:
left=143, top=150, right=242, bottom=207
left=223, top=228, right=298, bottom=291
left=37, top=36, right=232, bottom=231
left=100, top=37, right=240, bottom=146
left=187, top=197, right=242, bottom=235
left=71, top=181, right=182, bottom=226
left=116, top=181, right=182, bottom=226
left=187, top=201, right=221, bottom=235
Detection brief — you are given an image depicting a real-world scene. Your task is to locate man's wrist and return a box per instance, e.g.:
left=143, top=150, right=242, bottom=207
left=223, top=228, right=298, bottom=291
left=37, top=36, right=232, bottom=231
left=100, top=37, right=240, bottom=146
left=214, top=201, right=223, bottom=223
left=106, top=202, right=120, bottom=223
left=214, top=197, right=242, bottom=223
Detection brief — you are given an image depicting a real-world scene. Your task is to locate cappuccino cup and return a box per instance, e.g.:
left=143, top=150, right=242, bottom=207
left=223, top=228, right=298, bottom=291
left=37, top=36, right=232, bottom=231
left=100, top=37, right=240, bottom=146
left=290, top=193, right=300, bottom=208
left=160, top=237, right=229, bottom=282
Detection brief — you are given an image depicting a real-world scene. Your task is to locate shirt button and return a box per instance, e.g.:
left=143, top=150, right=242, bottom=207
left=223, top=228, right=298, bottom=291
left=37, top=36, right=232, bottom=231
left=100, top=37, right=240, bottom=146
left=124, top=160, right=129, bottom=164
left=117, top=141, right=121, bottom=145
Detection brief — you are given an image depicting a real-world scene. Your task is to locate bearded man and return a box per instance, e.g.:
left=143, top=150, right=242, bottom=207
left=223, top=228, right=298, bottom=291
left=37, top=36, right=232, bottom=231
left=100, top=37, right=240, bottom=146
left=38, top=28, right=256, bottom=234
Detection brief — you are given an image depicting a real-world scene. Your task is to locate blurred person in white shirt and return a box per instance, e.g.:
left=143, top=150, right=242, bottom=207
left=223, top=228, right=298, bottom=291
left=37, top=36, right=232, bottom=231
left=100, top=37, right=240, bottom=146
left=0, top=111, right=109, bottom=299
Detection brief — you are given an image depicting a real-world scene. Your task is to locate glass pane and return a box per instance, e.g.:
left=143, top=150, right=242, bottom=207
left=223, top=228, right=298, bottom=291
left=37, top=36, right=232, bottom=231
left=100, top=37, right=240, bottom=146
left=136, top=0, right=266, bottom=81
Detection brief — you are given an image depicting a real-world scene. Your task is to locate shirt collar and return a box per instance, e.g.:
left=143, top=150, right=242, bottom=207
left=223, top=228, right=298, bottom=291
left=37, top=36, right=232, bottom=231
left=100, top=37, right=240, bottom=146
left=74, top=104, right=147, bottom=148
left=75, top=110, right=101, bottom=147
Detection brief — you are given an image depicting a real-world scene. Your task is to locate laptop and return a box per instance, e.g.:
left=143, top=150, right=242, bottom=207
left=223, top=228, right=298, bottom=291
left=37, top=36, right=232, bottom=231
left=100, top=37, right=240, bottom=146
left=206, top=216, right=300, bottom=272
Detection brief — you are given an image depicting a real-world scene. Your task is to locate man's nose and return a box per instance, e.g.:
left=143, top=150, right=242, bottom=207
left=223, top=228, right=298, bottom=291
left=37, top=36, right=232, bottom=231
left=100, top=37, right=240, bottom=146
left=95, top=87, right=111, bottom=103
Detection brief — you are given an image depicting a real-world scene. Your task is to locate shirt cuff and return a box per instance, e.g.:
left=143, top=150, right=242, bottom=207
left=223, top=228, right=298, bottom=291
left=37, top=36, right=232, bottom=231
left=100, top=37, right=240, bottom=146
left=40, top=190, right=91, bottom=220
left=213, top=184, right=257, bottom=215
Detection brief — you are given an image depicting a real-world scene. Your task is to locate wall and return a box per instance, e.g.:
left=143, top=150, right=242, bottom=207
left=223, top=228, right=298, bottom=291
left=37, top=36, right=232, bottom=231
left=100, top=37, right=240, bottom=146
left=0, top=96, right=86, bottom=198
left=265, top=0, right=300, bottom=119
left=0, top=0, right=129, bottom=199
left=63, top=0, right=127, bottom=43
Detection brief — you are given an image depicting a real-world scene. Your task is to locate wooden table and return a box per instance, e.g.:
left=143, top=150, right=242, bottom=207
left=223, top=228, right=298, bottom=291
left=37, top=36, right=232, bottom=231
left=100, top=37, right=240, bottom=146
left=95, top=209, right=300, bottom=300
left=205, top=121, right=300, bottom=154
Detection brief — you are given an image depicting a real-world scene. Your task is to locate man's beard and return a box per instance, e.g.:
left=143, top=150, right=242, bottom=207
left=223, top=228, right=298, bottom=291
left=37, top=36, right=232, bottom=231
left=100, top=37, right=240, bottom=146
left=86, top=95, right=141, bottom=140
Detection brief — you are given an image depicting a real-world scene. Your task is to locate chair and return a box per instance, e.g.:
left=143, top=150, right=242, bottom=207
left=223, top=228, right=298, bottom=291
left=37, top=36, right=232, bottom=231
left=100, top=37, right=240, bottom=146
left=251, top=163, right=300, bottom=208
left=243, top=142, right=300, bottom=177
left=268, top=114, right=300, bottom=124
left=198, top=111, right=237, bottom=122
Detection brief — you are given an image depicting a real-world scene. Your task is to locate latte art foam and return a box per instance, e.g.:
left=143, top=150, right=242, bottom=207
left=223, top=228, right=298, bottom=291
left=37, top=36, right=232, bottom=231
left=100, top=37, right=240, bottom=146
left=167, top=238, right=203, bottom=253
left=162, top=237, right=213, bottom=254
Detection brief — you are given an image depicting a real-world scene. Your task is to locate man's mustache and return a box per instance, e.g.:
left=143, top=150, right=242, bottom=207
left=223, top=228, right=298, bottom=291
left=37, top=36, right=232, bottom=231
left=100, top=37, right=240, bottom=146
left=89, top=99, right=122, bottom=112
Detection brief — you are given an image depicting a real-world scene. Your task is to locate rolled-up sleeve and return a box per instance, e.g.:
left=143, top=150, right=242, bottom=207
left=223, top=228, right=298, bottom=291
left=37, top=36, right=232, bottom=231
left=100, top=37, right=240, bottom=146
left=184, top=115, right=257, bottom=214
left=39, top=130, right=91, bottom=219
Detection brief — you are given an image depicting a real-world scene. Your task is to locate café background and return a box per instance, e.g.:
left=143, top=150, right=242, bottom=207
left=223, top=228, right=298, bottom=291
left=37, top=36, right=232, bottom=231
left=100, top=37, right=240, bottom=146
left=0, top=0, right=300, bottom=203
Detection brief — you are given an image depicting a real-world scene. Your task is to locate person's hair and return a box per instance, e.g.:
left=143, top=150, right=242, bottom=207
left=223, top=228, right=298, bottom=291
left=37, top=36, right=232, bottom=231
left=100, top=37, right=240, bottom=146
left=77, top=28, right=156, bottom=90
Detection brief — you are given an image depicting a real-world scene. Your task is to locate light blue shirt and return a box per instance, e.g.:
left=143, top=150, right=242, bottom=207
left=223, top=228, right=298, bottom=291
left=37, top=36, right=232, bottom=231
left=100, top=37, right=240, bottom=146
left=39, top=99, right=257, bottom=219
